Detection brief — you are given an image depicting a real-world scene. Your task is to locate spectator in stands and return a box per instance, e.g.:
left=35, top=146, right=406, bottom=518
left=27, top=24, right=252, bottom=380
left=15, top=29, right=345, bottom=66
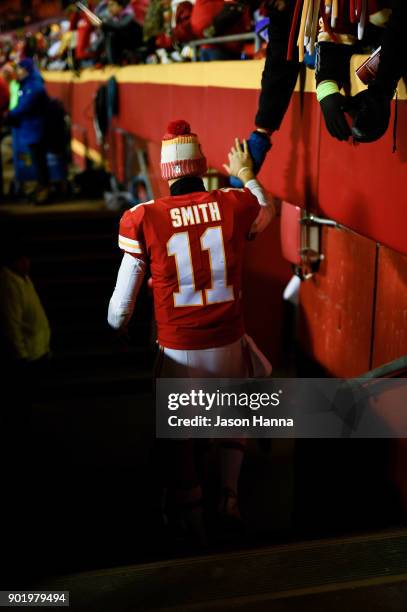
left=22, top=32, right=37, bottom=59
left=231, top=0, right=406, bottom=187
left=226, top=0, right=299, bottom=187
left=6, top=58, right=50, bottom=203
left=142, top=0, right=175, bottom=62
left=0, top=0, right=256, bottom=68
left=143, top=0, right=170, bottom=44
left=0, top=71, right=10, bottom=198
left=173, top=0, right=252, bottom=60
left=173, top=0, right=194, bottom=40
left=131, top=0, right=150, bottom=26
left=95, top=0, right=111, bottom=21
left=8, top=36, right=25, bottom=65
left=69, top=6, right=96, bottom=69
left=100, top=0, right=143, bottom=65
left=196, top=0, right=252, bottom=60
left=45, top=21, right=71, bottom=71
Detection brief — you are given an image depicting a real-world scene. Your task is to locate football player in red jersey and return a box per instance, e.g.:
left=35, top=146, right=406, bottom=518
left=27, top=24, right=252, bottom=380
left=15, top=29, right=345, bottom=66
left=108, top=120, right=275, bottom=545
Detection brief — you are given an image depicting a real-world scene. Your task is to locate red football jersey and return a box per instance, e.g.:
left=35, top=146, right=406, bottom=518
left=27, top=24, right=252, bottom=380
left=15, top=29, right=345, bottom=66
left=118, top=187, right=260, bottom=350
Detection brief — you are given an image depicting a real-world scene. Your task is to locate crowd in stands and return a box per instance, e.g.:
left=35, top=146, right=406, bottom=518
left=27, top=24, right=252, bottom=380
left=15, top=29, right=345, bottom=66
left=0, top=1, right=403, bottom=207
left=0, top=1, right=266, bottom=71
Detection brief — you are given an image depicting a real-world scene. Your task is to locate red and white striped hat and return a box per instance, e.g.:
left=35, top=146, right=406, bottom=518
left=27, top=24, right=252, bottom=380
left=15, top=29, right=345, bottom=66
left=161, top=120, right=207, bottom=180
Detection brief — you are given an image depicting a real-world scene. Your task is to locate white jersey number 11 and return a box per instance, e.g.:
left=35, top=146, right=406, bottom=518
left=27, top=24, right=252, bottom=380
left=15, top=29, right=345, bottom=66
left=167, top=227, right=234, bottom=307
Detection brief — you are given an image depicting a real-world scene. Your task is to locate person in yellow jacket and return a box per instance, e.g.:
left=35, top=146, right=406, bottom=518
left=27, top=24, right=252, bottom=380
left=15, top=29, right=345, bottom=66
left=0, top=242, right=50, bottom=485
left=0, top=245, right=50, bottom=366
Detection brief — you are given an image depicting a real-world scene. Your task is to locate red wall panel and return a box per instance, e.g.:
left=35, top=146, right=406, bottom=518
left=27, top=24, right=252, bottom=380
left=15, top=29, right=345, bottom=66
left=47, top=80, right=101, bottom=160
left=298, top=226, right=376, bottom=377
left=120, top=86, right=321, bottom=208
left=263, top=92, right=321, bottom=209
left=47, top=80, right=72, bottom=114
left=47, top=78, right=317, bottom=211
left=317, top=101, right=407, bottom=256
left=46, top=75, right=406, bottom=255
left=70, top=81, right=101, bottom=155
left=71, top=124, right=87, bottom=170
left=74, top=82, right=320, bottom=210
left=372, top=246, right=407, bottom=368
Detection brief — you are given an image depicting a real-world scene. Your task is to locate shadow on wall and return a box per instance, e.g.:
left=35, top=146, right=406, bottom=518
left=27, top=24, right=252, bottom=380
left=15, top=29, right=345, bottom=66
left=372, top=245, right=407, bottom=369
left=243, top=217, right=292, bottom=367
left=287, top=69, right=319, bottom=209
left=395, top=81, right=407, bottom=164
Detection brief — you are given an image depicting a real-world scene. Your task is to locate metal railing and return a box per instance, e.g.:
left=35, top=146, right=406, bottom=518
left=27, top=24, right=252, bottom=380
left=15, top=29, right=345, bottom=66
left=188, top=32, right=260, bottom=61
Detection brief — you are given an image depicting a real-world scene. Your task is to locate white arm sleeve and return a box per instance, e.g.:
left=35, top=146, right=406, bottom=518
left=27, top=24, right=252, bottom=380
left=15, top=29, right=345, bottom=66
left=107, top=252, right=147, bottom=330
left=245, top=178, right=275, bottom=234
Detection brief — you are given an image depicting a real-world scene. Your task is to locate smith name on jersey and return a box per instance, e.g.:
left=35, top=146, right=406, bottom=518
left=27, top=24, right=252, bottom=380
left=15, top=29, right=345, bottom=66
left=118, top=187, right=260, bottom=350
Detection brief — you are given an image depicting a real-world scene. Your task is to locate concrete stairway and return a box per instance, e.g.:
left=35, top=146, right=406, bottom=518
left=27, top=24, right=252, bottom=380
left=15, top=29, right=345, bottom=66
left=1, top=203, right=159, bottom=584
left=7, top=203, right=156, bottom=397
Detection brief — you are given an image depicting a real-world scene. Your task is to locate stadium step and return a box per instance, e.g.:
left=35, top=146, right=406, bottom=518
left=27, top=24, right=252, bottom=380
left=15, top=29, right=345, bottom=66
left=30, top=252, right=120, bottom=279
left=25, top=232, right=117, bottom=257
left=37, top=365, right=153, bottom=400
left=31, top=529, right=407, bottom=611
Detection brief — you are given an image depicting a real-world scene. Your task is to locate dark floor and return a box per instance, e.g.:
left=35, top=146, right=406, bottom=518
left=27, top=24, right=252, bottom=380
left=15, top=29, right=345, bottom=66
left=30, top=529, right=407, bottom=611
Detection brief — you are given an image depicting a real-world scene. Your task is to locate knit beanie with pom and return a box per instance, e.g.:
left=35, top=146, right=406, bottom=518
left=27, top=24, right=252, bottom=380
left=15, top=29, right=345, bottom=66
left=161, top=119, right=207, bottom=180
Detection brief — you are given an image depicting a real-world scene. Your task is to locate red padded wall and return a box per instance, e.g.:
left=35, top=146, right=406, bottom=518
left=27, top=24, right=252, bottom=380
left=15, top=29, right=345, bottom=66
left=262, top=92, right=321, bottom=209
left=71, top=124, right=87, bottom=170
left=45, top=75, right=407, bottom=254
left=298, top=226, right=377, bottom=377
left=317, top=101, right=407, bottom=256
left=373, top=246, right=407, bottom=368
left=70, top=81, right=101, bottom=155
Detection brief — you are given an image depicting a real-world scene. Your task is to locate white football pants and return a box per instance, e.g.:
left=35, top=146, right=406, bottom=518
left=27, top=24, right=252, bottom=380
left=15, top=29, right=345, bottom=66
left=157, top=335, right=272, bottom=379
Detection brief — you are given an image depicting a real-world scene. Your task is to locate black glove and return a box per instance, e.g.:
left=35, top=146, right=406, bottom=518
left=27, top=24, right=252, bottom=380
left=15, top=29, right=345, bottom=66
left=319, top=92, right=351, bottom=141
left=350, top=87, right=391, bottom=143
